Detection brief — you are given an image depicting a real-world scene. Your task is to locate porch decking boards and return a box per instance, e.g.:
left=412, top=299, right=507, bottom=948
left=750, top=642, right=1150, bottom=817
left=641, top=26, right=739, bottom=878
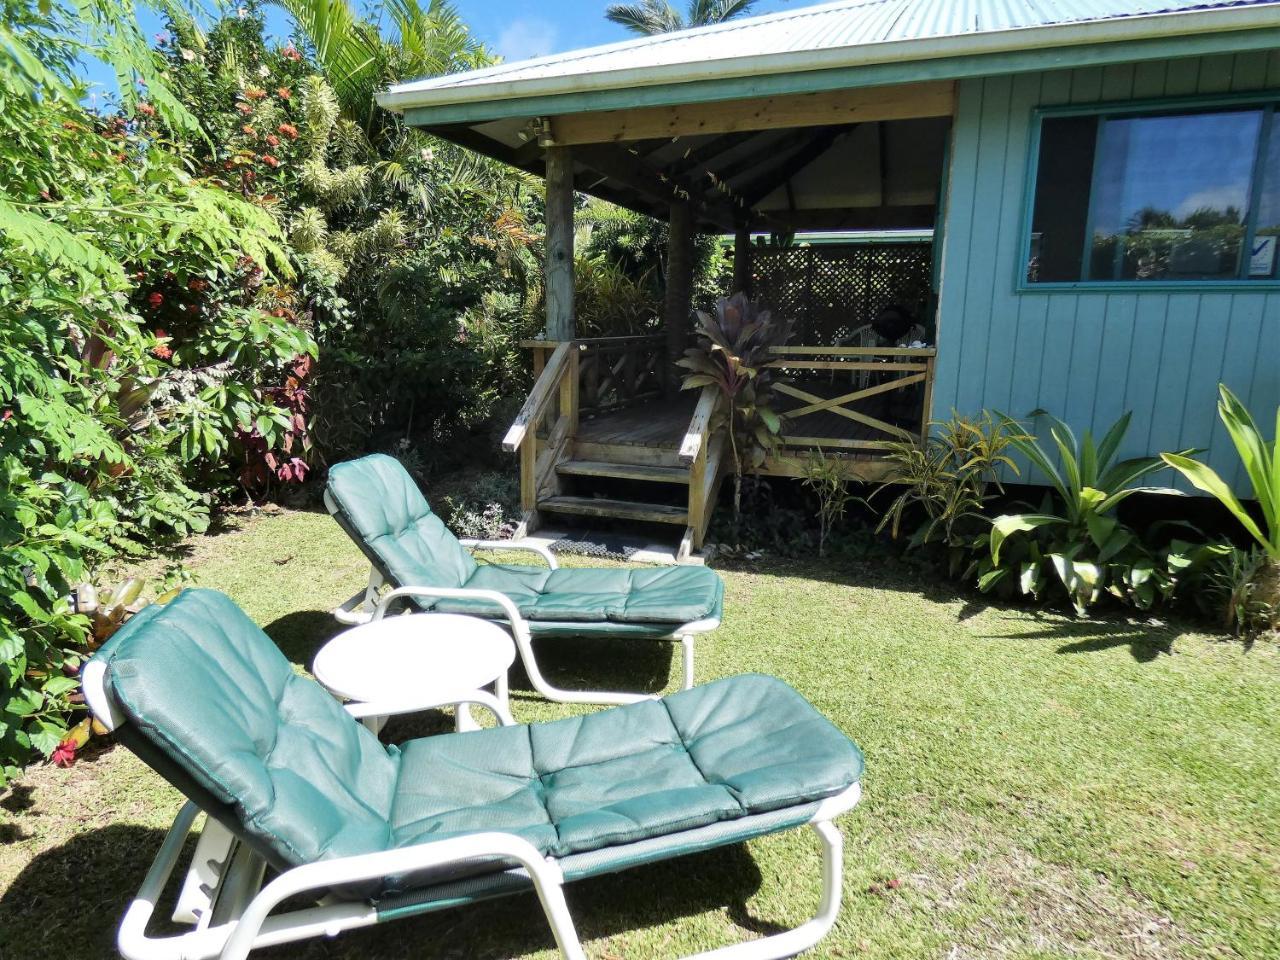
left=575, top=378, right=918, bottom=454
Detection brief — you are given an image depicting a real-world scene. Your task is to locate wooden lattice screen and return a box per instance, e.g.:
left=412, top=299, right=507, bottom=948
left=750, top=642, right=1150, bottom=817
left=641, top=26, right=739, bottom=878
left=749, top=241, right=935, bottom=346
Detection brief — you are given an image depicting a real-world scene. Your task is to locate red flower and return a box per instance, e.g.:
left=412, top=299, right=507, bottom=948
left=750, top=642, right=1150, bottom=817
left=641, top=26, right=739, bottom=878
left=277, top=123, right=298, bottom=140
left=261, top=154, right=279, bottom=168
left=281, top=44, right=302, bottom=61
left=148, top=291, right=164, bottom=309
left=265, top=134, right=280, bottom=147
left=137, top=102, right=156, bottom=117
left=236, top=102, right=253, bottom=115
left=188, top=278, right=208, bottom=292
left=275, top=87, right=291, bottom=100
left=2, top=409, right=13, bottom=422
left=52, top=739, right=77, bottom=767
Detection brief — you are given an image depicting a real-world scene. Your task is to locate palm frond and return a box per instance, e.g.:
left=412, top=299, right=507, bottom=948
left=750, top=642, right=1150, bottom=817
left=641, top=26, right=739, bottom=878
left=605, top=0, right=685, bottom=35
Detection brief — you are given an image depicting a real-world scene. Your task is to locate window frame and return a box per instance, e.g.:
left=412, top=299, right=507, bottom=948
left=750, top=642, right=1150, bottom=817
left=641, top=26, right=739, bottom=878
left=1017, top=92, right=1280, bottom=293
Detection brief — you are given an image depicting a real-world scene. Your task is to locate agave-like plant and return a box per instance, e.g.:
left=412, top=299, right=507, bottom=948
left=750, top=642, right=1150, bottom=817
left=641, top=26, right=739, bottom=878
left=676, top=293, right=793, bottom=521
left=985, top=410, right=1189, bottom=613
left=1163, top=384, right=1280, bottom=624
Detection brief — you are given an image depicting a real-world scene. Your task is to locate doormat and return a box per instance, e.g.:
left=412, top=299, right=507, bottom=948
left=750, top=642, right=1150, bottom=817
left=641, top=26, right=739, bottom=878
left=549, top=531, right=649, bottom=561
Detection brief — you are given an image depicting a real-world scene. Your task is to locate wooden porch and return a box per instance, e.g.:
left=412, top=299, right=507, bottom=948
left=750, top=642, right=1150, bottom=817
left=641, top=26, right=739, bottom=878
left=503, top=336, right=935, bottom=560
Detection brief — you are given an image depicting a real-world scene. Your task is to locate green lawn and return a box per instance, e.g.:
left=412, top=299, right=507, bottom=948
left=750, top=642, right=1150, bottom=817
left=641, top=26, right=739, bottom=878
left=2, top=507, right=1278, bottom=959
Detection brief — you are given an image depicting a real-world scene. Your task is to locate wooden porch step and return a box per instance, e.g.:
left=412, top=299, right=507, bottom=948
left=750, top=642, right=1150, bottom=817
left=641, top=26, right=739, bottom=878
left=538, top=496, right=688, bottom=525
left=557, top=460, right=690, bottom=484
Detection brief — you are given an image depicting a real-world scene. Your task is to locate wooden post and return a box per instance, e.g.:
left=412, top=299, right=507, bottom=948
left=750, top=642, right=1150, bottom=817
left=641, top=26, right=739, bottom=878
left=664, top=199, right=695, bottom=389
left=559, top=345, right=579, bottom=438
left=545, top=146, right=575, bottom=342
left=732, top=224, right=752, bottom=297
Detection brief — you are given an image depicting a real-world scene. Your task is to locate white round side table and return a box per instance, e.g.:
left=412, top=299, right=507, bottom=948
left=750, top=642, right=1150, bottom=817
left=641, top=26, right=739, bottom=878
left=312, top=613, right=516, bottom=733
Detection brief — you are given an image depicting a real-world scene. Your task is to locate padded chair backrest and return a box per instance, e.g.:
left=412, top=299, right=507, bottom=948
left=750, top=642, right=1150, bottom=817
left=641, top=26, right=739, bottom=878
left=90, top=589, right=399, bottom=869
left=326, top=454, right=477, bottom=591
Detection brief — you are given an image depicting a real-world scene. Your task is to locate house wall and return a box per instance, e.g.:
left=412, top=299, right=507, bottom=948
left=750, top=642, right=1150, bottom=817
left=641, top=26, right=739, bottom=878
left=932, top=51, right=1280, bottom=492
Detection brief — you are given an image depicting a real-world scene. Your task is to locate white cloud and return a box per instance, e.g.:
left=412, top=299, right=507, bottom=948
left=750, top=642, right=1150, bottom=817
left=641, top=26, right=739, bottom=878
left=1175, top=184, right=1250, bottom=219
left=495, top=17, right=558, bottom=62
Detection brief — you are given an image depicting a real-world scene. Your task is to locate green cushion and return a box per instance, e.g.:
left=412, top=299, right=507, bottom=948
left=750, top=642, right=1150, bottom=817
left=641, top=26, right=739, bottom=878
left=94, top=590, right=397, bottom=869
left=326, top=454, right=725, bottom=629
left=92, top=590, right=862, bottom=894
left=327, top=454, right=477, bottom=592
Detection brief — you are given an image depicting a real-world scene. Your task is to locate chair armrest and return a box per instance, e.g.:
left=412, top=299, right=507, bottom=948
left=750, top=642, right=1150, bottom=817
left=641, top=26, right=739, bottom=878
left=343, top=689, right=515, bottom=726
left=459, top=539, right=558, bottom=570
left=373, top=586, right=531, bottom=640
left=219, top=832, right=574, bottom=960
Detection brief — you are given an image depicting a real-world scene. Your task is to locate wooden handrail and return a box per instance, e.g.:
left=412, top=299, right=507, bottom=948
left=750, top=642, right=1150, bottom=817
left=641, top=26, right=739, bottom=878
left=679, top=385, right=720, bottom=465
left=502, top=341, right=572, bottom=453
left=769, top=345, right=937, bottom=357
left=521, top=334, right=664, bottom=349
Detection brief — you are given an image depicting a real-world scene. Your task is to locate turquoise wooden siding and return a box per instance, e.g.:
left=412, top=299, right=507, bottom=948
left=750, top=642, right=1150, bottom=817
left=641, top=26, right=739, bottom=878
left=932, top=52, right=1280, bottom=493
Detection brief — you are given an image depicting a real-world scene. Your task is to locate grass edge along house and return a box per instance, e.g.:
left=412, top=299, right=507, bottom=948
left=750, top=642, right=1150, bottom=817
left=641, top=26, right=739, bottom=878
left=380, top=0, right=1280, bottom=557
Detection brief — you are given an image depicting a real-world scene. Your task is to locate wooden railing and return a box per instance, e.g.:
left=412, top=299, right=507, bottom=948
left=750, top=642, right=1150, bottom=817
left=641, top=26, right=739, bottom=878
left=677, top=385, right=725, bottom=560
left=503, top=341, right=579, bottom=533
left=522, top=334, right=665, bottom=417
left=766, top=345, right=936, bottom=451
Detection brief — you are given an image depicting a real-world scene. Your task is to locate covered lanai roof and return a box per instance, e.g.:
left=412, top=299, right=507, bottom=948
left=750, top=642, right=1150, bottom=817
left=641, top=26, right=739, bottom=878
left=379, top=0, right=1280, bottom=231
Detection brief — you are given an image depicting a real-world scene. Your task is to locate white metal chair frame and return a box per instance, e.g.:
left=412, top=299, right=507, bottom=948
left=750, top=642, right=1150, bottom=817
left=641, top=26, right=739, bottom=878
left=328, top=511, right=718, bottom=705
left=83, top=658, right=862, bottom=960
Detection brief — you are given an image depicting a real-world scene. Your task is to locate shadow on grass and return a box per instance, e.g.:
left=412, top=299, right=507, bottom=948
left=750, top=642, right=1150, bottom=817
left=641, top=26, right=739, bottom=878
left=714, top=554, right=1194, bottom=662
left=999, top=615, right=1175, bottom=662
left=264, top=611, right=675, bottom=698
left=0, top=823, right=771, bottom=960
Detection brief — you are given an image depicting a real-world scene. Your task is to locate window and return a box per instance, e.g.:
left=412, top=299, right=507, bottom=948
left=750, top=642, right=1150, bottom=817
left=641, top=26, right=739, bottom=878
left=1025, top=101, right=1280, bottom=285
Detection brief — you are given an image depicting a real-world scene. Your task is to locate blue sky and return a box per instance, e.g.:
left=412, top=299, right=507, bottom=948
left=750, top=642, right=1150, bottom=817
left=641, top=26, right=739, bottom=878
left=80, top=1, right=800, bottom=100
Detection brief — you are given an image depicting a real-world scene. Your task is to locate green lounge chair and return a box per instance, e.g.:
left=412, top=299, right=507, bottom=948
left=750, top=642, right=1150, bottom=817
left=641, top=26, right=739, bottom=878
left=325, top=454, right=725, bottom=704
left=84, top=589, right=865, bottom=960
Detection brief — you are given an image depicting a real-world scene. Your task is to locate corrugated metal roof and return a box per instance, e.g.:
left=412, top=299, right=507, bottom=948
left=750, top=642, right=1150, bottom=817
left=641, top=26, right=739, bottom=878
left=383, top=0, right=1279, bottom=108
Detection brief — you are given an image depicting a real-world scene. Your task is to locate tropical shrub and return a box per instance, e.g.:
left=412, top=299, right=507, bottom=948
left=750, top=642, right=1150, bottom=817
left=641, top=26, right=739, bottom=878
left=441, top=470, right=521, bottom=540
left=0, top=0, right=315, bottom=781
left=873, top=411, right=1022, bottom=572
left=981, top=411, right=1188, bottom=614
left=1163, top=384, right=1280, bottom=630
left=677, top=293, right=794, bottom=521
left=802, top=447, right=855, bottom=558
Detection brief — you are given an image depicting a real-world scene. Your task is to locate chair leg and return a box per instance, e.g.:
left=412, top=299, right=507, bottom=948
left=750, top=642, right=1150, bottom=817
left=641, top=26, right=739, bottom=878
left=680, top=820, right=844, bottom=960
left=681, top=634, right=695, bottom=690
left=510, top=627, right=652, bottom=706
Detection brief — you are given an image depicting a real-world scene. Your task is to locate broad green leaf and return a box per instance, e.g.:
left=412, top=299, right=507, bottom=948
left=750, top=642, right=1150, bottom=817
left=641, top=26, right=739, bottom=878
left=990, top=513, right=1062, bottom=564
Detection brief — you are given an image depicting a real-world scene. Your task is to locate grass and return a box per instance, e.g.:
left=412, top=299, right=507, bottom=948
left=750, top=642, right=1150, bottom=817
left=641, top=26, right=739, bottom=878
left=2, top=506, right=1279, bottom=959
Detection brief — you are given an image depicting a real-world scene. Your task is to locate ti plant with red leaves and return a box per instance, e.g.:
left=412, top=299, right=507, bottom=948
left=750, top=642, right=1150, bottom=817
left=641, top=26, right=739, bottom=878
left=677, top=293, right=794, bottom=522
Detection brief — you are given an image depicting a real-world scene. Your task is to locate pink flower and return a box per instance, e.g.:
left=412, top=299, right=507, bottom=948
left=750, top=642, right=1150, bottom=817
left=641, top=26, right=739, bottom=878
left=137, top=102, right=156, bottom=117
left=265, top=134, right=279, bottom=147
left=260, top=154, right=279, bottom=168
left=281, top=44, right=302, bottom=61
left=1, top=409, right=13, bottom=422
left=148, top=292, right=164, bottom=309
left=277, top=123, right=298, bottom=140
left=52, top=739, right=77, bottom=767
left=275, top=87, right=291, bottom=100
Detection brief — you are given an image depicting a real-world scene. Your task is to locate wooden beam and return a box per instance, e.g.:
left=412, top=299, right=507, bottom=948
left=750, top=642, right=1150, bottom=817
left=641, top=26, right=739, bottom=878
left=545, top=146, right=575, bottom=341
left=664, top=199, right=695, bottom=379
left=667, top=131, right=760, bottom=179
left=738, top=127, right=848, bottom=205
left=732, top=224, right=751, bottom=297
left=549, top=81, right=954, bottom=145
left=758, top=204, right=937, bottom=231
left=575, top=144, right=736, bottom=230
